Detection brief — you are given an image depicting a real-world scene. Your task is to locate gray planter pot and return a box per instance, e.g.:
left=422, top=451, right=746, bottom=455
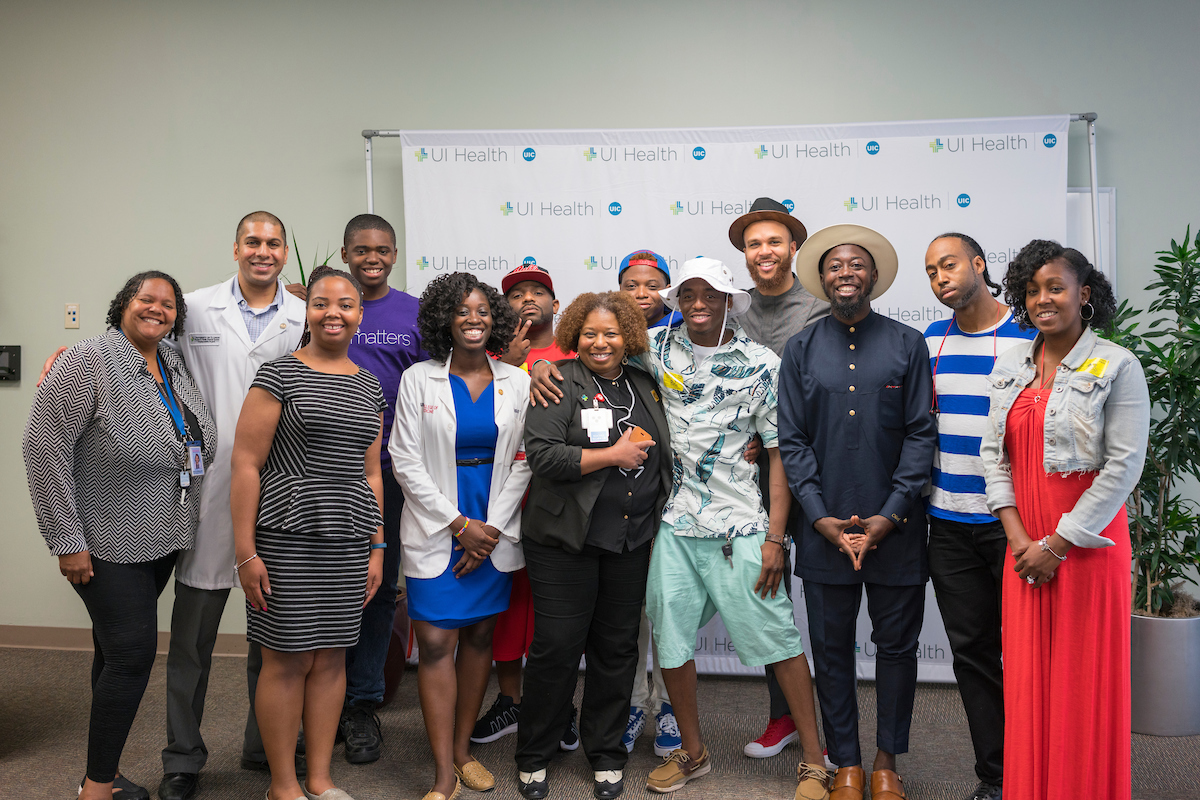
left=1130, top=613, right=1200, bottom=736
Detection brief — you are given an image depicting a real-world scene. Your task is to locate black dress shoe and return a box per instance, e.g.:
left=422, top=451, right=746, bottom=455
left=517, top=772, right=549, bottom=800
left=157, top=773, right=198, bottom=800
left=594, top=773, right=624, bottom=799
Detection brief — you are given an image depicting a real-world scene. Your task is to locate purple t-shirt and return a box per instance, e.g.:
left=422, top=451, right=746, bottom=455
left=347, top=288, right=426, bottom=467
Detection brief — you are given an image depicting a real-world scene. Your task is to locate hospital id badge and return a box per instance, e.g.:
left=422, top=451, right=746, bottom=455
left=662, top=371, right=686, bottom=392
left=581, top=407, right=613, bottom=443
left=187, top=444, right=205, bottom=476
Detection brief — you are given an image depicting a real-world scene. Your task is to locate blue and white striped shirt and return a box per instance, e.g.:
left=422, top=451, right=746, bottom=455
left=231, top=277, right=283, bottom=343
left=924, top=310, right=1035, bottom=523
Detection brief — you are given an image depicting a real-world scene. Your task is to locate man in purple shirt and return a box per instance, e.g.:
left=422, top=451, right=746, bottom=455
left=292, top=214, right=426, bottom=762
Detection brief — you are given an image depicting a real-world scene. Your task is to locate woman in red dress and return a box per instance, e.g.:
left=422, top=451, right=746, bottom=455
left=981, top=241, right=1149, bottom=800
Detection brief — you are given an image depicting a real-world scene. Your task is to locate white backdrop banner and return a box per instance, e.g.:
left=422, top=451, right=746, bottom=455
left=400, top=116, right=1070, bottom=682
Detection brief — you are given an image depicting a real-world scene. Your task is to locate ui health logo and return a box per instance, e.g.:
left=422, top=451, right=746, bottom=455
left=844, top=197, right=858, bottom=211
left=584, top=257, right=599, bottom=271
left=584, top=147, right=598, bottom=162
left=669, top=201, right=683, bottom=215
left=523, top=148, right=536, bottom=161
left=608, top=202, right=622, bottom=216
left=501, top=202, right=514, bottom=216
left=415, top=148, right=430, bottom=162
left=754, top=145, right=768, bottom=159
left=416, top=257, right=430, bottom=270
left=929, top=139, right=945, bottom=153
left=693, top=147, right=706, bottom=160
left=1043, top=134, right=1057, bottom=148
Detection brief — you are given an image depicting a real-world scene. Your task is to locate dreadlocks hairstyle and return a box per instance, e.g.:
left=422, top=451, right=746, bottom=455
left=417, top=273, right=519, bottom=363
left=934, top=232, right=1003, bottom=297
left=297, top=266, right=364, bottom=348
left=1002, top=239, right=1117, bottom=330
left=106, top=271, right=188, bottom=339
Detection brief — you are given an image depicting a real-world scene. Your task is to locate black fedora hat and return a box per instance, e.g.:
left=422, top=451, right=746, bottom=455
left=727, top=197, right=808, bottom=251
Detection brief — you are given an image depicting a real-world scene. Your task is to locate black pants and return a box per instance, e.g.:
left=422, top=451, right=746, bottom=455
left=516, top=538, right=650, bottom=772
left=73, top=552, right=178, bottom=783
left=928, top=516, right=1006, bottom=785
left=803, top=580, right=924, bottom=767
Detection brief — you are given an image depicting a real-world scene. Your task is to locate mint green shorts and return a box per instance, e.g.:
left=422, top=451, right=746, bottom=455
left=646, top=523, right=804, bottom=670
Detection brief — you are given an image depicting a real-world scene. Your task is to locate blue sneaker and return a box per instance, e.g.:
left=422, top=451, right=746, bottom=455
left=654, top=703, right=682, bottom=757
left=621, top=706, right=647, bottom=753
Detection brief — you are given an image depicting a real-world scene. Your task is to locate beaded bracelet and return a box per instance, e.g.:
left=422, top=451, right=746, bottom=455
left=454, top=518, right=470, bottom=538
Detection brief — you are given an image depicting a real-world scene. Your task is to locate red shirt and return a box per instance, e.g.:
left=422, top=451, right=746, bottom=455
left=523, top=342, right=574, bottom=370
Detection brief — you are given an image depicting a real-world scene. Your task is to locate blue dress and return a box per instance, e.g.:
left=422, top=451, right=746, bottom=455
left=406, top=375, right=513, bottom=629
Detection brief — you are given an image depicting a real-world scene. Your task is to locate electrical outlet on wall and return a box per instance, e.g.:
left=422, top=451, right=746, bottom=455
left=65, top=303, right=79, bottom=329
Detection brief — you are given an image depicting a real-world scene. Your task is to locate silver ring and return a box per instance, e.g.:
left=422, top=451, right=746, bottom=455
left=1026, top=575, right=1036, bottom=585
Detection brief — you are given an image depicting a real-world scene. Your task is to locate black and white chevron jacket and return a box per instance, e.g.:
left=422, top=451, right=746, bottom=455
left=23, top=328, right=217, bottom=562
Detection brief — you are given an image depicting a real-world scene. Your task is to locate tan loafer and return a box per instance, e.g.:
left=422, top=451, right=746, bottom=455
left=646, top=746, right=711, bottom=793
left=869, top=769, right=906, bottom=800
left=829, top=766, right=865, bottom=800
left=796, top=762, right=832, bottom=800
left=420, top=778, right=461, bottom=800
left=454, top=759, right=496, bottom=791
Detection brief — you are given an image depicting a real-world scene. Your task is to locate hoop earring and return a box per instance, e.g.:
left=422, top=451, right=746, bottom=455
left=1080, top=302, right=1095, bottom=321
left=621, top=355, right=629, bottom=365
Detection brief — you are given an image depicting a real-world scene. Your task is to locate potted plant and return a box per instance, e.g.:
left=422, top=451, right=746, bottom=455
left=1104, top=227, right=1200, bottom=736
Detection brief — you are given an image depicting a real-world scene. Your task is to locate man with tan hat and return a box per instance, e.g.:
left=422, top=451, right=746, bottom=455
left=777, top=226, right=937, bottom=800
left=728, top=198, right=830, bottom=760
left=632, top=257, right=831, bottom=799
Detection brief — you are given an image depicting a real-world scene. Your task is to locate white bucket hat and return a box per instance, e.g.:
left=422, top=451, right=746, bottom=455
left=661, top=257, right=752, bottom=317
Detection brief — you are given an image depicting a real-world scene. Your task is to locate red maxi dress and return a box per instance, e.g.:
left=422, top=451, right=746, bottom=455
left=1001, top=387, right=1132, bottom=800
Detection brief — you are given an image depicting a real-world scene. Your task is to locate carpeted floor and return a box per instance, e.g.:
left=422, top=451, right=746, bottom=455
left=1, top=648, right=1196, bottom=799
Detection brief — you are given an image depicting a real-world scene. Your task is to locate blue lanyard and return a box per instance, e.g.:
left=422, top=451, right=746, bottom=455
left=154, top=353, right=189, bottom=441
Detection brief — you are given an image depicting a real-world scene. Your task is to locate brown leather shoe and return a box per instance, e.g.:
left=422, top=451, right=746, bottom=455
left=829, top=766, right=865, bottom=800
left=869, top=769, right=906, bottom=800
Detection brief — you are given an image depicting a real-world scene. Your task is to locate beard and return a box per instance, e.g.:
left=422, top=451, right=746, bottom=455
left=943, top=276, right=981, bottom=310
left=748, top=259, right=792, bottom=293
left=825, top=274, right=878, bottom=318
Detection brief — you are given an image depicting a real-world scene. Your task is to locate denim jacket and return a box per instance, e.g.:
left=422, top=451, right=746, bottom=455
left=980, top=326, right=1149, bottom=548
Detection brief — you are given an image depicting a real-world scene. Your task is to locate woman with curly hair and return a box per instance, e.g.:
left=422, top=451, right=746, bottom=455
left=389, top=272, right=532, bottom=800
left=980, top=241, right=1148, bottom=800
left=514, top=291, right=670, bottom=800
left=24, top=271, right=216, bottom=800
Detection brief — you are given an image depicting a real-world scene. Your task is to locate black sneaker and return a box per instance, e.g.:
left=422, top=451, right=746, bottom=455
left=471, top=694, right=521, bottom=743
left=559, top=705, right=579, bottom=751
left=339, top=701, right=383, bottom=764
left=967, top=781, right=1002, bottom=800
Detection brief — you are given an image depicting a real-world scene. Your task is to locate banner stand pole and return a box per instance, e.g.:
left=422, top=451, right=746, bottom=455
left=361, top=130, right=403, bottom=214
left=1070, top=113, right=1102, bottom=277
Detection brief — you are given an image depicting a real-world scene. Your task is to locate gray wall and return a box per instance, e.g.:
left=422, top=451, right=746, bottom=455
left=3, top=0, right=1197, bottom=633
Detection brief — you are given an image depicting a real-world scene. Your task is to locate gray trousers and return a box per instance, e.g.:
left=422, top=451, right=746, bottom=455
left=162, top=582, right=263, bottom=772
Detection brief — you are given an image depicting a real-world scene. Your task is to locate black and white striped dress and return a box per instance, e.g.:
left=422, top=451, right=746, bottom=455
left=246, top=355, right=385, bottom=652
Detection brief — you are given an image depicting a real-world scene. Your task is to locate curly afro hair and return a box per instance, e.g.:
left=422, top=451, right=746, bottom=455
left=106, top=271, right=187, bottom=338
left=418, top=273, right=519, bottom=363
left=1002, top=240, right=1116, bottom=330
left=554, top=291, right=649, bottom=358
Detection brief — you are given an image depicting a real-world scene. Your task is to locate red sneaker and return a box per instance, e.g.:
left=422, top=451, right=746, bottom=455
left=743, top=714, right=799, bottom=758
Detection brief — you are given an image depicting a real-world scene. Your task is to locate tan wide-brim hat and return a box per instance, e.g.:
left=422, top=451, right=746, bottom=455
left=795, top=224, right=899, bottom=301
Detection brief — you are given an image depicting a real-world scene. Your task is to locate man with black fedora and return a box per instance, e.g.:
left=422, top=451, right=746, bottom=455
left=728, top=198, right=830, bottom=761
left=776, top=225, right=937, bottom=800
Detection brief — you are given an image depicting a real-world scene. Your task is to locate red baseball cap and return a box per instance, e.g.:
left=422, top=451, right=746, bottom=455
left=502, top=262, right=554, bottom=295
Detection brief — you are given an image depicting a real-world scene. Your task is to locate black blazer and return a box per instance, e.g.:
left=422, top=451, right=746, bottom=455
left=521, top=359, right=672, bottom=554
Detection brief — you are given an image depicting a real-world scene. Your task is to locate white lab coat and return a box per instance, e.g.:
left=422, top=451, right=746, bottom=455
left=174, top=277, right=306, bottom=590
left=389, top=357, right=532, bottom=579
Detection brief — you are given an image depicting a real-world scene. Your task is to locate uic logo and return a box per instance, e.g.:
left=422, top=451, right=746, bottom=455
left=957, top=193, right=971, bottom=208
left=415, top=148, right=429, bottom=162
left=584, top=257, right=598, bottom=271
left=416, top=257, right=430, bottom=270
left=844, top=197, right=858, bottom=212
left=522, top=256, right=537, bottom=266
left=523, top=148, right=536, bottom=161
left=866, top=140, right=880, bottom=155
left=669, top=201, right=683, bottom=215
left=754, top=145, right=768, bottom=159
left=500, top=202, right=513, bottom=216
left=692, top=147, right=706, bottom=160
left=782, top=199, right=795, bottom=212
left=584, top=147, right=598, bottom=162
left=929, top=139, right=945, bottom=153
left=608, top=202, right=622, bottom=216
left=1043, top=134, right=1057, bottom=148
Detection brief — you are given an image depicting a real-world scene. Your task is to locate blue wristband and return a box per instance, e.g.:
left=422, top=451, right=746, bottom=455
left=370, top=543, right=387, bottom=550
